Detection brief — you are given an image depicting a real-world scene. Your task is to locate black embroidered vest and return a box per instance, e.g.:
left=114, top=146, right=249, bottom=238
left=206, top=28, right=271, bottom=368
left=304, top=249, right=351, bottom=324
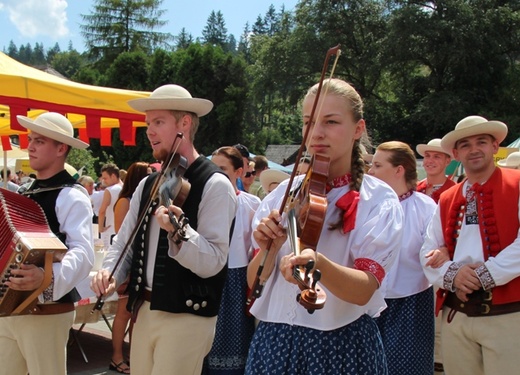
left=22, top=170, right=81, bottom=303
left=127, top=156, right=229, bottom=317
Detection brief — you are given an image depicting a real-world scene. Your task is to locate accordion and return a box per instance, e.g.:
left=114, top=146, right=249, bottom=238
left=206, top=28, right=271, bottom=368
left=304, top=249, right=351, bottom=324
left=0, top=188, right=67, bottom=316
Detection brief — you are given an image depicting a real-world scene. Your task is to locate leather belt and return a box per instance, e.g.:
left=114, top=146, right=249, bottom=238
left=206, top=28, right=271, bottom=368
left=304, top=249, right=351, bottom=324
left=445, top=291, right=520, bottom=317
left=143, top=289, right=152, bottom=302
left=31, top=302, right=75, bottom=315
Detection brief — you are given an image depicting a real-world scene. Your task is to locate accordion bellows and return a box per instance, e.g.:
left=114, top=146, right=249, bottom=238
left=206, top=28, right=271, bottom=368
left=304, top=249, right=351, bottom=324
left=0, top=188, right=67, bottom=316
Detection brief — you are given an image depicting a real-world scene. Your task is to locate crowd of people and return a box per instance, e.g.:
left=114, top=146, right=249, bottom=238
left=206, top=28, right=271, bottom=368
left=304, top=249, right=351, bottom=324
left=1, top=79, right=520, bottom=375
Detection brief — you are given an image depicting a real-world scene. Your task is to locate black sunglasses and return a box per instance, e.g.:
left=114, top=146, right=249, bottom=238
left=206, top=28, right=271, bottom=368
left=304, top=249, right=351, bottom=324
left=245, top=170, right=256, bottom=178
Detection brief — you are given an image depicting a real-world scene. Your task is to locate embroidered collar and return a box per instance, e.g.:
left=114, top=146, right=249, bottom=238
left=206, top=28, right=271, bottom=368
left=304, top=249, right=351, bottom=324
left=327, top=173, right=352, bottom=192
left=398, top=189, right=414, bottom=202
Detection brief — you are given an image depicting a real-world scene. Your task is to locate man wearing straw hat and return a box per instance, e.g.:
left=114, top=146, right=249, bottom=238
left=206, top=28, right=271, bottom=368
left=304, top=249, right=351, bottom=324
left=416, top=138, right=456, bottom=204
left=0, top=112, right=94, bottom=375
left=91, top=84, right=237, bottom=374
left=421, top=115, right=520, bottom=374
left=416, top=138, right=456, bottom=373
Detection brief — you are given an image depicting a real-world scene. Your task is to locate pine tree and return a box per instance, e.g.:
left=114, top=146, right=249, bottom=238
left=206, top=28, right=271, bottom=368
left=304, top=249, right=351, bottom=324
left=80, top=0, right=173, bottom=66
left=201, top=10, right=228, bottom=48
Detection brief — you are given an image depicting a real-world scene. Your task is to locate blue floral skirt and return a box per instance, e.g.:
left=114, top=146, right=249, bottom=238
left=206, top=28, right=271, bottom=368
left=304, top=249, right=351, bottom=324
left=203, top=266, right=256, bottom=375
left=245, top=314, right=388, bottom=375
left=375, top=287, right=434, bottom=375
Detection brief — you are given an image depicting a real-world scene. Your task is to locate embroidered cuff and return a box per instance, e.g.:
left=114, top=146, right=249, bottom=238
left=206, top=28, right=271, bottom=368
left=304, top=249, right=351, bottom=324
left=443, top=262, right=461, bottom=292
left=475, top=264, right=496, bottom=290
left=354, top=258, right=385, bottom=286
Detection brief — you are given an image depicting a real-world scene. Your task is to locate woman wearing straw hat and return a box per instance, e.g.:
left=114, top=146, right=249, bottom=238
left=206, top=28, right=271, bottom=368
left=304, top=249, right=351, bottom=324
left=91, top=84, right=237, bottom=374
left=421, top=115, right=520, bottom=375
left=0, top=112, right=94, bottom=375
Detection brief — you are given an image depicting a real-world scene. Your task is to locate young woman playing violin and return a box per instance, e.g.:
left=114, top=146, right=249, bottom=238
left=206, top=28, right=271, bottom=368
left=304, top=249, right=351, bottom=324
left=246, top=78, right=404, bottom=374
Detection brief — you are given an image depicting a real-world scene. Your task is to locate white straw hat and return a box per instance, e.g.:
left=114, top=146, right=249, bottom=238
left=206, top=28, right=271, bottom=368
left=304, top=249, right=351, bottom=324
left=498, top=151, right=520, bottom=169
left=260, top=169, right=290, bottom=194
left=441, top=115, right=507, bottom=153
left=416, top=138, right=451, bottom=158
left=127, top=84, right=213, bottom=117
left=17, top=112, right=89, bottom=149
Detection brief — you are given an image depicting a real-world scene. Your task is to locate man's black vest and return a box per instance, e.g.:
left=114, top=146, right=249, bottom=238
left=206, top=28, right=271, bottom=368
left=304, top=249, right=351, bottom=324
left=126, top=156, right=229, bottom=317
left=22, top=170, right=81, bottom=303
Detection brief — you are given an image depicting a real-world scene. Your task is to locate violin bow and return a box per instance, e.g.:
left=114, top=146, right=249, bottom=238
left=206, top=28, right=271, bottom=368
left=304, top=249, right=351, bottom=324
left=91, top=133, right=184, bottom=313
left=246, top=45, right=342, bottom=310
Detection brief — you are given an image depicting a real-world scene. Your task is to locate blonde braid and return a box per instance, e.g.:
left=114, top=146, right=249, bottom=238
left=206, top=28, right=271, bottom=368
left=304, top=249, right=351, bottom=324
left=349, top=139, right=365, bottom=192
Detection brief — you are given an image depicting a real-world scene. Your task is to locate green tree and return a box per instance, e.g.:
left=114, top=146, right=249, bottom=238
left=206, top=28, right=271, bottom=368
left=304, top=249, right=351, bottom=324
left=103, top=51, right=149, bottom=90
left=51, top=50, right=84, bottom=78
left=168, top=43, right=249, bottom=155
left=202, top=10, right=228, bottom=49
left=46, top=43, right=61, bottom=63
left=81, top=0, right=173, bottom=66
left=382, top=0, right=520, bottom=145
left=176, top=28, right=194, bottom=50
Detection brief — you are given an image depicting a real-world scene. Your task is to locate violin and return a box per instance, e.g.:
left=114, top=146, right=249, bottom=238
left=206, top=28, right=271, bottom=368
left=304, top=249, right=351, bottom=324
left=158, top=152, right=191, bottom=239
left=246, top=45, right=341, bottom=314
left=92, top=132, right=190, bottom=313
left=286, top=153, right=329, bottom=313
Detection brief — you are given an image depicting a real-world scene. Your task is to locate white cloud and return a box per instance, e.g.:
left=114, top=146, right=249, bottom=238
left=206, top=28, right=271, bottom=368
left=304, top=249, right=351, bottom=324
left=1, top=0, right=68, bottom=38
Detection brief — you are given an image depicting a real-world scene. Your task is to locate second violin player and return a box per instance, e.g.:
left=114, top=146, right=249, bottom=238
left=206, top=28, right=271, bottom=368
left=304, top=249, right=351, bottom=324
left=90, top=84, right=237, bottom=375
left=246, top=78, right=404, bottom=374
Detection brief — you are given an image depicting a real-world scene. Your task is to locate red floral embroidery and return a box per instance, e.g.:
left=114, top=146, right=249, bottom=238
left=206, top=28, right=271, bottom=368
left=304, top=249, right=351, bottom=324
left=354, top=258, right=385, bottom=285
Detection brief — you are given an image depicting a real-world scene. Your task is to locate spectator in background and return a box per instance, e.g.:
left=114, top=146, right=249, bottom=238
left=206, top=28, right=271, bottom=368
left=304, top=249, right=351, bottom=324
left=78, top=175, right=96, bottom=221
left=259, top=169, right=290, bottom=195
left=91, top=182, right=105, bottom=225
left=98, top=163, right=123, bottom=248
left=249, top=155, right=269, bottom=200
left=242, top=161, right=256, bottom=193
left=119, top=169, right=127, bottom=183
left=108, top=161, right=151, bottom=374
left=0, top=168, right=20, bottom=192
left=78, top=175, right=95, bottom=195
left=234, top=143, right=253, bottom=192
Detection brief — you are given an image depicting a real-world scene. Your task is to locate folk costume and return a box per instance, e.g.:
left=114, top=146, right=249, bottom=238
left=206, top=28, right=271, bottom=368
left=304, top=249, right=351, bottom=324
left=0, top=113, right=93, bottom=375
left=422, top=167, right=520, bottom=374
left=103, top=156, right=237, bottom=375
left=246, top=174, right=404, bottom=375
left=416, top=178, right=456, bottom=204
left=204, top=190, right=261, bottom=374
left=375, top=191, right=437, bottom=375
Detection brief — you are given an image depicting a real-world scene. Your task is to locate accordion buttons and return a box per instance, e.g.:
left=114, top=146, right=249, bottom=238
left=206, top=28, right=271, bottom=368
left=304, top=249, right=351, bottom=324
left=201, top=301, right=207, bottom=308
left=186, top=299, right=193, bottom=307
left=135, top=285, right=140, bottom=292
left=193, top=303, right=200, bottom=311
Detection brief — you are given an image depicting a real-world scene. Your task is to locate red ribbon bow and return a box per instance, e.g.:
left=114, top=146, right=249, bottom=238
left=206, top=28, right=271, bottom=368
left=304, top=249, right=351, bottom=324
left=335, top=190, right=360, bottom=233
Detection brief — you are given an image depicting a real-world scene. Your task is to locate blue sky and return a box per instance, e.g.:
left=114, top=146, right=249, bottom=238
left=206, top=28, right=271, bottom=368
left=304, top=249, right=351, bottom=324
left=0, top=0, right=299, bottom=52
